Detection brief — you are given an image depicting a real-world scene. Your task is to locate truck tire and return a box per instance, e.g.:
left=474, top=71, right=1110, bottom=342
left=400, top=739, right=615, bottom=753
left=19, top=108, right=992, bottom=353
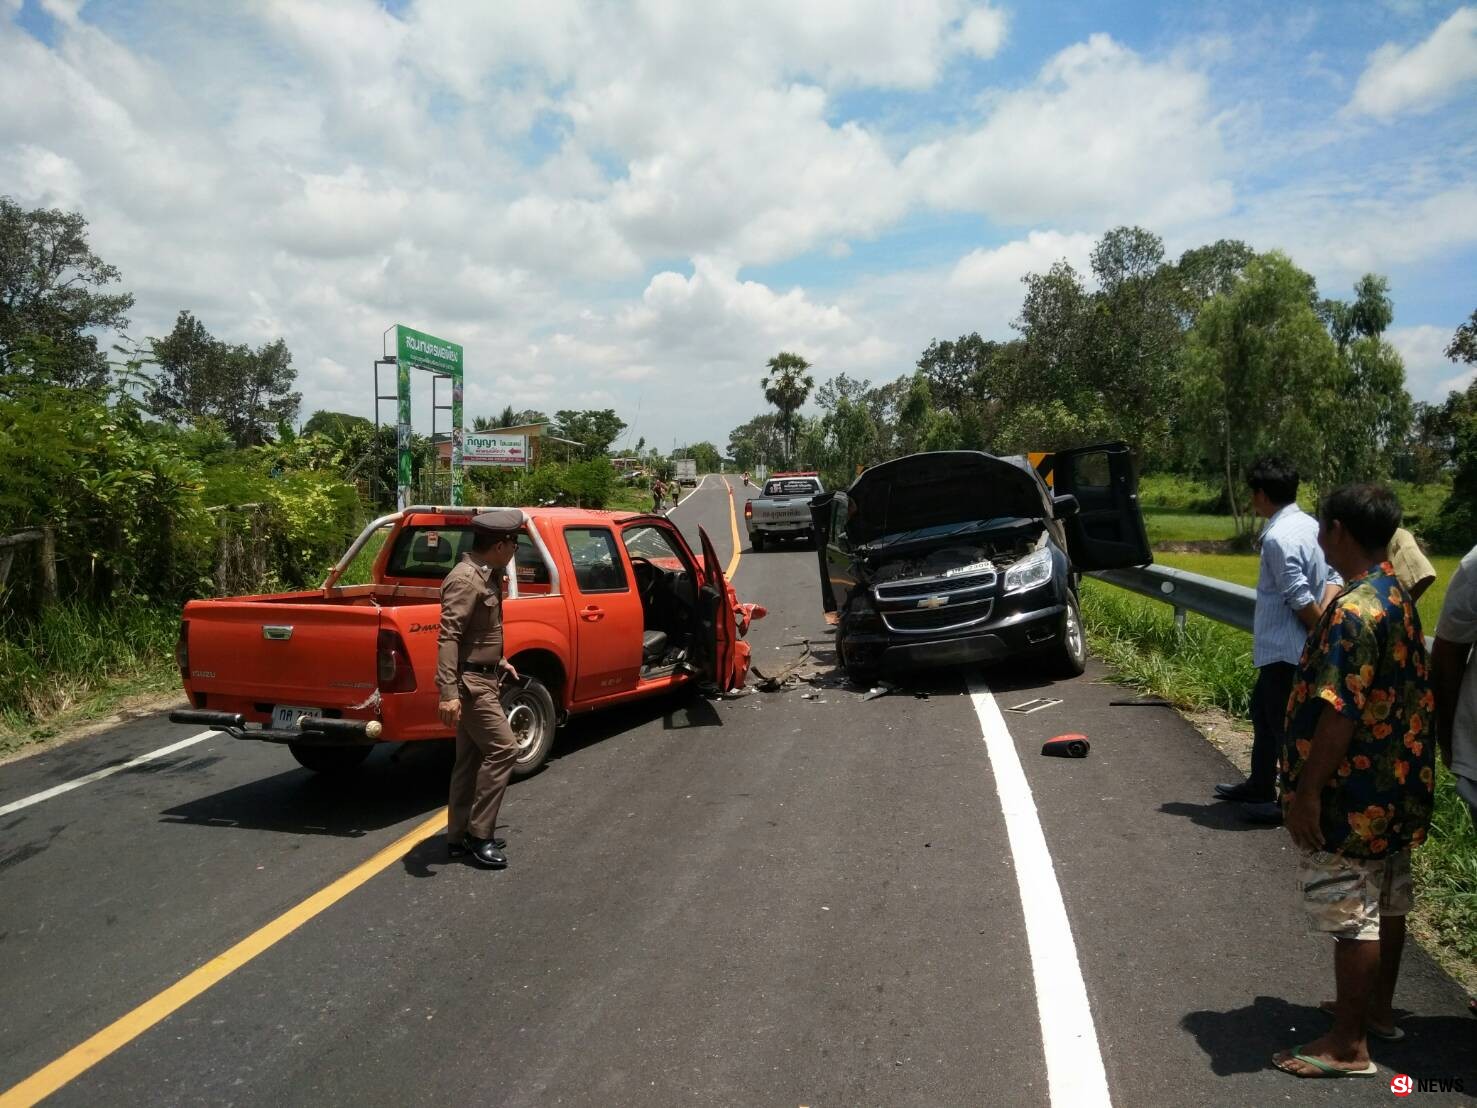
left=750, top=531, right=765, bottom=552
left=504, top=676, right=557, bottom=779
left=1048, top=592, right=1088, bottom=678
left=289, top=742, right=373, bottom=775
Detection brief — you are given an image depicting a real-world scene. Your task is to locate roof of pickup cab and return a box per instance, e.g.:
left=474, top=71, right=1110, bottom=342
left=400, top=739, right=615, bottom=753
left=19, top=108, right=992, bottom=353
left=401, top=506, right=642, bottom=524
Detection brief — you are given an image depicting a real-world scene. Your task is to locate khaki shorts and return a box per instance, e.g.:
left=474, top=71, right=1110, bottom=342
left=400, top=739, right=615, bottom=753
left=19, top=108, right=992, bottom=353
left=1298, top=849, right=1413, bottom=941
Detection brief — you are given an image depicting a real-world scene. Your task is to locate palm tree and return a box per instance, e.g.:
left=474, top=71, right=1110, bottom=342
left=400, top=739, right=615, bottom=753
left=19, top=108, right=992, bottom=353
left=761, top=351, right=814, bottom=464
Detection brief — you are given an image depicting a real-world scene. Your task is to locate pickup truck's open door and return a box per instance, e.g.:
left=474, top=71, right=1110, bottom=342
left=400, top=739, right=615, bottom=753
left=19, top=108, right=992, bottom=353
left=1050, top=441, right=1153, bottom=570
left=696, top=526, right=738, bottom=689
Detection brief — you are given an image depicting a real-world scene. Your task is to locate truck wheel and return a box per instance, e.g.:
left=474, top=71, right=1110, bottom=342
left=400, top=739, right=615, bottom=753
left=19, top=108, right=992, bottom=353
left=289, top=742, right=373, bottom=775
left=504, top=676, right=557, bottom=779
left=1049, top=592, right=1088, bottom=678
left=750, top=531, right=765, bottom=552
left=840, top=642, right=880, bottom=688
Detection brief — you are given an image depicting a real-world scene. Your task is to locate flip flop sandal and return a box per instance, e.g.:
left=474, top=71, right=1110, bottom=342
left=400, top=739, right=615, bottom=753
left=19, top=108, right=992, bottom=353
left=1318, top=999, right=1405, bottom=1041
left=1274, top=1046, right=1378, bottom=1079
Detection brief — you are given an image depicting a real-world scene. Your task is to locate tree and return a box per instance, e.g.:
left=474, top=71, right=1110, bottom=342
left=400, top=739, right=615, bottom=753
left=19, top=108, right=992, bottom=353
left=916, top=334, right=993, bottom=413
left=0, top=197, right=134, bottom=388
left=761, top=351, right=815, bottom=464
left=1446, top=308, right=1477, bottom=365
left=303, top=410, right=372, bottom=440
left=1179, top=251, right=1341, bottom=534
left=727, top=413, right=783, bottom=470
left=1321, top=274, right=1394, bottom=352
left=1168, top=239, right=1255, bottom=324
left=146, top=311, right=301, bottom=448
left=553, top=409, right=627, bottom=455
left=676, top=441, right=721, bottom=473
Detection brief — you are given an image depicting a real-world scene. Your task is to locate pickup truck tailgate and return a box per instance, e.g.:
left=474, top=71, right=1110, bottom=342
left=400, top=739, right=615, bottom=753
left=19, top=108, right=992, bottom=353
left=753, top=499, right=813, bottom=525
left=184, top=600, right=382, bottom=709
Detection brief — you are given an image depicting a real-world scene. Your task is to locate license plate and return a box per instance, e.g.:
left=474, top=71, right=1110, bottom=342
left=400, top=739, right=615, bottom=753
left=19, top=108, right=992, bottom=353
left=272, top=705, right=322, bottom=730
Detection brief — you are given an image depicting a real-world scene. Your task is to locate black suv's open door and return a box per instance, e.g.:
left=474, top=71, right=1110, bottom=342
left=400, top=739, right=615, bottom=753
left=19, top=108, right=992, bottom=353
left=809, top=492, right=838, bottom=614
left=1051, top=441, right=1152, bottom=570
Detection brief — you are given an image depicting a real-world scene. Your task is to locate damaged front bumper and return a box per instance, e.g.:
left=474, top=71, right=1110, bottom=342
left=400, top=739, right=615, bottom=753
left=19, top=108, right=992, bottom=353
left=838, top=598, right=1067, bottom=673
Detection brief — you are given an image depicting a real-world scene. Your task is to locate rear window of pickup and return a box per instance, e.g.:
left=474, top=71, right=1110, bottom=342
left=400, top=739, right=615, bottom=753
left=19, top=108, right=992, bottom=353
left=763, top=479, right=822, bottom=497
left=386, top=526, right=551, bottom=586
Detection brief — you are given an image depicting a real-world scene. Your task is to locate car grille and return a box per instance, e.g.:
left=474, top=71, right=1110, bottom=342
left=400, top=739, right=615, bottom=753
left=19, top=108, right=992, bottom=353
left=874, top=569, right=997, bottom=635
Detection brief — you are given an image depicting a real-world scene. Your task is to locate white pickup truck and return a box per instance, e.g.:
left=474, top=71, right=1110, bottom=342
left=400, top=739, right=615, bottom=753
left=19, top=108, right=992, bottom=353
left=744, top=472, right=825, bottom=551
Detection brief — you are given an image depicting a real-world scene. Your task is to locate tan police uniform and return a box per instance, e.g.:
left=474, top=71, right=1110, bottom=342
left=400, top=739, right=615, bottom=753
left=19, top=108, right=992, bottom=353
left=438, top=513, right=522, bottom=846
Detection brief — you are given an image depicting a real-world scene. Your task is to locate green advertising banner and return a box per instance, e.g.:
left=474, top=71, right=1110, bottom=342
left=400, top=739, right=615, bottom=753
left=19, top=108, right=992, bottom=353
left=393, top=324, right=465, bottom=508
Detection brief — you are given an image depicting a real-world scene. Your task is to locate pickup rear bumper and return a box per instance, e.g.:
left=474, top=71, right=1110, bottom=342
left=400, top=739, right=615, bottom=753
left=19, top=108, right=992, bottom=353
left=169, top=709, right=382, bottom=745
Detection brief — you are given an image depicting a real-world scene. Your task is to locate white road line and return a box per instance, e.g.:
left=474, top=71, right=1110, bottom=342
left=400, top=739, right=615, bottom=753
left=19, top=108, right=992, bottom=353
left=0, top=731, right=216, bottom=818
left=668, top=472, right=713, bottom=511
left=968, top=678, right=1112, bottom=1108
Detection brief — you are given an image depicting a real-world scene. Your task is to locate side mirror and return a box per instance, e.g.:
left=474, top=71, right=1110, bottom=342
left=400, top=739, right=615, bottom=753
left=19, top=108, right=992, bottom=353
left=1052, top=494, right=1080, bottom=520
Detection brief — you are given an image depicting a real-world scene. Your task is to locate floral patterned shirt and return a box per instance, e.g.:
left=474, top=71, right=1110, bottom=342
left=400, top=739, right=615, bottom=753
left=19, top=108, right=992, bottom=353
left=1281, top=562, right=1435, bottom=858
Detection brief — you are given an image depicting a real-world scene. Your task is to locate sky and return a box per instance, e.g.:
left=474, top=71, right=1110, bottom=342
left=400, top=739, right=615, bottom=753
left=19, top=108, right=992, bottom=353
left=3, top=0, right=1475, bottom=454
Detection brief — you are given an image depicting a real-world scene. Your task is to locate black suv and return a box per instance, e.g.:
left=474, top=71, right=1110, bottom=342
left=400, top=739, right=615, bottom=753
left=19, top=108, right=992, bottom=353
left=810, top=442, right=1151, bottom=684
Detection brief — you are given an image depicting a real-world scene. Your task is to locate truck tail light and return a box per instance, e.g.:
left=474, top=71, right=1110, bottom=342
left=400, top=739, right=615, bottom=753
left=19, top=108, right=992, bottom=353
left=176, top=620, right=190, bottom=681
left=377, top=629, right=418, bottom=693
left=744, top=500, right=753, bottom=519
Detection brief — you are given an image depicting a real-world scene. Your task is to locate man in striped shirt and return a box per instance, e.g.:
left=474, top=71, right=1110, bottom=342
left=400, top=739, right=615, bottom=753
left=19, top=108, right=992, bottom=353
left=1215, top=456, right=1341, bottom=822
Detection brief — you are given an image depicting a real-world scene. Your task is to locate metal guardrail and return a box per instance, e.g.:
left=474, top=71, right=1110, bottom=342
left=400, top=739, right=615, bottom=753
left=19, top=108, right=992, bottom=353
left=1089, top=563, right=1437, bottom=651
left=1088, top=564, right=1254, bottom=633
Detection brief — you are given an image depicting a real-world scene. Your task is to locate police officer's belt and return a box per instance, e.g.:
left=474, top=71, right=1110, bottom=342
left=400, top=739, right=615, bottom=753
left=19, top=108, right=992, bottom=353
left=463, top=662, right=502, bottom=674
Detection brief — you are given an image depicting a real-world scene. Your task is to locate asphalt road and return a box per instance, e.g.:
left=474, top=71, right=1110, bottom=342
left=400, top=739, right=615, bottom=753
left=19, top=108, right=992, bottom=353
left=1, top=475, right=1472, bottom=1106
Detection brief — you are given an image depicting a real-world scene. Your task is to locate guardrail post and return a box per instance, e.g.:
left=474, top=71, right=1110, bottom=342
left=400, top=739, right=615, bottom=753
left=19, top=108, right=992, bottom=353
left=40, top=525, right=58, bottom=605
left=1174, top=606, right=1186, bottom=633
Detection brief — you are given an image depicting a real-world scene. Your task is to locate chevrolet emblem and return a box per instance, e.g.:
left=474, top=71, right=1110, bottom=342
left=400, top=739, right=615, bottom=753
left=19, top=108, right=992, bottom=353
left=917, top=596, right=948, bottom=609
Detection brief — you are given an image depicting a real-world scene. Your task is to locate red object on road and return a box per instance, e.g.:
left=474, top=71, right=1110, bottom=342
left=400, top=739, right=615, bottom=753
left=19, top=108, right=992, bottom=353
left=1041, top=733, right=1090, bottom=758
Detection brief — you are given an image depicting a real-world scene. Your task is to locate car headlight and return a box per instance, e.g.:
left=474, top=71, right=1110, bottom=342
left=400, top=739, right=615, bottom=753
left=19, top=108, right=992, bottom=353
left=1002, top=548, right=1053, bottom=593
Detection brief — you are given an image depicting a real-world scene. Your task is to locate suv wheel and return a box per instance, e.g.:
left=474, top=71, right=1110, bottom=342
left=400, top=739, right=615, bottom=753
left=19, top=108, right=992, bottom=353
left=1049, top=591, right=1088, bottom=678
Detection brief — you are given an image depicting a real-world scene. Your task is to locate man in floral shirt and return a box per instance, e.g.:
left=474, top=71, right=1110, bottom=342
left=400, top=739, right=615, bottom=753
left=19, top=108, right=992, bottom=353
left=1272, top=485, right=1434, bottom=1079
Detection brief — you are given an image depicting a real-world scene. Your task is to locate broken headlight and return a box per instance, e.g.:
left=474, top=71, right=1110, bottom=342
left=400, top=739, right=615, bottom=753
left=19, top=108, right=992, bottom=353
left=1002, top=548, right=1052, bottom=594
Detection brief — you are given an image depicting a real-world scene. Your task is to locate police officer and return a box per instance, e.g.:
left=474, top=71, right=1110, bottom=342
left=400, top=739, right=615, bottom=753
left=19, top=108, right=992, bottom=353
left=438, top=509, right=524, bottom=868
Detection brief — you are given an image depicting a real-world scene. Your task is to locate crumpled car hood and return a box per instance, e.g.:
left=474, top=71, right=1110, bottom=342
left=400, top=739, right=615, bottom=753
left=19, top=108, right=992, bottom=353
left=842, top=451, right=1054, bottom=548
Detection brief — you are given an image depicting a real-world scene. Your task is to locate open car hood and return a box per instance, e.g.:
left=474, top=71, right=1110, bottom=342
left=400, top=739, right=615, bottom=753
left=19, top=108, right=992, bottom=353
left=843, top=451, right=1053, bottom=548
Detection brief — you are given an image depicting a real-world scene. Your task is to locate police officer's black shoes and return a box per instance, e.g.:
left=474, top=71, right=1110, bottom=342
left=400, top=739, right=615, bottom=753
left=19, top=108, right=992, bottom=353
left=461, top=835, right=508, bottom=868
left=448, top=835, right=506, bottom=859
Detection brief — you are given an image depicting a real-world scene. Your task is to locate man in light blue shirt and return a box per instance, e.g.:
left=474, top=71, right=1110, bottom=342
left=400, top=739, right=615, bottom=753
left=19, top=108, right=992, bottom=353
left=1215, top=456, right=1341, bottom=821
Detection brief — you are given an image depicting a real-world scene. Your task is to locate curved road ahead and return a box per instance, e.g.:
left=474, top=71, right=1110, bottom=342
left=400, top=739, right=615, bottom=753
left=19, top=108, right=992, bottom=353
left=0, top=476, right=1471, bottom=1106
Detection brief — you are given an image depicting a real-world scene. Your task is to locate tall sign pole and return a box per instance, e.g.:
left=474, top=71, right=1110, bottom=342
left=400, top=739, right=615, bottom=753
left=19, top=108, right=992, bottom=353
left=392, top=325, right=465, bottom=508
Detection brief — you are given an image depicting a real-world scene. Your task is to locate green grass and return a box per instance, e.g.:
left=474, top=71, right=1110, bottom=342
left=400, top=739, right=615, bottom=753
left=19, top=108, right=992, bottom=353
left=1143, top=509, right=1241, bottom=546
left=0, top=600, right=180, bottom=754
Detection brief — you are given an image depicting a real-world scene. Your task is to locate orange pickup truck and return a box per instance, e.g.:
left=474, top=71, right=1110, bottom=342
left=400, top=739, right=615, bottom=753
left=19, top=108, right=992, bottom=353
left=169, top=505, right=764, bottom=777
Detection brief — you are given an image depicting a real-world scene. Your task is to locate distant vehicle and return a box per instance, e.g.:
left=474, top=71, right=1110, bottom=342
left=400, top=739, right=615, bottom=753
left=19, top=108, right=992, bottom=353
left=745, top=472, right=825, bottom=552
left=169, top=506, right=764, bottom=777
left=674, top=458, right=699, bottom=486
left=809, top=444, right=1150, bottom=684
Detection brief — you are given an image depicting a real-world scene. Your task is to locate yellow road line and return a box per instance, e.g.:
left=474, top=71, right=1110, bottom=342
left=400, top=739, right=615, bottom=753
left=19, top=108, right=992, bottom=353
left=0, top=809, right=450, bottom=1108
left=724, top=476, right=742, bottom=580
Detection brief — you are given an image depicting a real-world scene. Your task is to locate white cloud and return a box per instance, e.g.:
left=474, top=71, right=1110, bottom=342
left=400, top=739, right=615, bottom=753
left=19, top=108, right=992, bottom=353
left=1347, top=6, right=1477, bottom=120
left=905, top=34, right=1234, bottom=228
left=959, top=5, right=1008, bottom=59
left=951, top=230, right=1096, bottom=289
left=1388, top=324, right=1475, bottom=400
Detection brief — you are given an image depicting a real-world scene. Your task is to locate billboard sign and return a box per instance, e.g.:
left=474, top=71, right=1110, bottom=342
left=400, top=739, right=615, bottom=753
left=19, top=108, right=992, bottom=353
left=464, top=433, right=528, bottom=468
left=396, top=325, right=462, bottom=376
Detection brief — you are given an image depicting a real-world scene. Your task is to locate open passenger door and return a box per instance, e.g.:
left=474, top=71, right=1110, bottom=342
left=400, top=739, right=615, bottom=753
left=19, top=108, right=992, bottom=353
left=1050, top=441, right=1153, bottom=571
left=694, top=526, right=738, bottom=689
